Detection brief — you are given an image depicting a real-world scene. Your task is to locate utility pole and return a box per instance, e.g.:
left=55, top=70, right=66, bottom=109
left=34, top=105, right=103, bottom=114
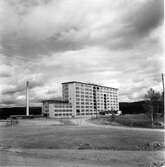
left=26, top=81, right=29, bottom=116
left=162, top=73, right=164, bottom=92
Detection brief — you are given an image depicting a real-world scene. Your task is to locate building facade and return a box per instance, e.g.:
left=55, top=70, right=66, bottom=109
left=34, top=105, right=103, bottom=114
left=42, top=100, right=72, bottom=118
left=42, top=81, right=119, bottom=118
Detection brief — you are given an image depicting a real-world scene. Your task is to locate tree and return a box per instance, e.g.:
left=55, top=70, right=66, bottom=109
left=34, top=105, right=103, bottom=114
left=144, top=88, right=162, bottom=127
left=160, top=91, right=164, bottom=116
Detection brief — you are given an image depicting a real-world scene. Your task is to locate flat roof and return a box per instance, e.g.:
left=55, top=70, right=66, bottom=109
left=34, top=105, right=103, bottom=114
left=42, top=100, right=69, bottom=104
left=62, top=81, right=118, bottom=90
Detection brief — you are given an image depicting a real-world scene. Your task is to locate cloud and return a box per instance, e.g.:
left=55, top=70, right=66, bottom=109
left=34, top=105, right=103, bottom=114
left=2, top=75, right=44, bottom=94
left=2, top=86, right=24, bottom=96
left=0, top=0, right=163, bottom=106
left=0, top=72, right=11, bottom=78
left=0, top=77, right=45, bottom=106
left=109, top=0, right=164, bottom=49
left=133, top=1, right=163, bottom=32
left=0, top=0, right=163, bottom=58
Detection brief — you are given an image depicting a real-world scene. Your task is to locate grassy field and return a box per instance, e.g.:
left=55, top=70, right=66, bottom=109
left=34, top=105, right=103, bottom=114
left=0, top=119, right=164, bottom=166
left=90, top=114, right=164, bottom=128
left=0, top=119, right=164, bottom=150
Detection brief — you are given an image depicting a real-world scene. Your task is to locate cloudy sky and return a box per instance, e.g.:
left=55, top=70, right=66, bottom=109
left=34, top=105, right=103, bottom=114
left=0, top=0, right=164, bottom=107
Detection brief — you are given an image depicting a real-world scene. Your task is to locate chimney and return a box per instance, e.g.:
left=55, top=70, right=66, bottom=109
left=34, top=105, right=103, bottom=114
left=26, top=81, right=29, bottom=116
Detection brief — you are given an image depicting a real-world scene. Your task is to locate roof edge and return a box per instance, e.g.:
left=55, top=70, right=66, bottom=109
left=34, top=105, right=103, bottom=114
left=62, top=81, right=118, bottom=90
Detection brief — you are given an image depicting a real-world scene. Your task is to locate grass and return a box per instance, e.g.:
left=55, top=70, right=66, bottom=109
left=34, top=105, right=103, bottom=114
left=0, top=119, right=164, bottom=151
left=90, top=114, right=164, bottom=128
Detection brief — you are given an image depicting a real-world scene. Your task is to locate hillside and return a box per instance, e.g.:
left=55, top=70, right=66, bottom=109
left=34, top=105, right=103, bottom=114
left=0, top=107, right=41, bottom=119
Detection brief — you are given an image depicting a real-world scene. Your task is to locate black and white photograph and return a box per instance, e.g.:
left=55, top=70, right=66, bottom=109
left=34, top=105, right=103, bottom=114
left=0, top=0, right=164, bottom=166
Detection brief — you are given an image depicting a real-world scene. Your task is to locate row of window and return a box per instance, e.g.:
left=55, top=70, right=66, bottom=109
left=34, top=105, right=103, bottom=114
left=75, top=90, right=117, bottom=95
left=76, top=102, right=118, bottom=105
left=54, top=113, right=72, bottom=116
left=63, top=88, right=68, bottom=91
left=76, top=105, right=119, bottom=109
left=77, top=112, right=97, bottom=115
left=75, top=96, right=118, bottom=100
left=75, top=85, right=116, bottom=91
left=62, top=85, right=68, bottom=89
left=76, top=106, right=93, bottom=108
left=96, top=102, right=118, bottom=105
left=76, top=85, right=92, bottom=89
left=54, top=105, right=72, bottom=108
left=79, top=99, right=118, bottom=102
left=75, top=93, right=117, bottom=96
left=78, top=109, right=95, bottom=112
left=76, top=101, right=118, bottom=105
left=77, top=109, right=118, bottom=113
left=54, top=110, right=72, bottom=112
left=54, top=108, right=72, bottom=110
left=76, top=98, right=118, bottom=102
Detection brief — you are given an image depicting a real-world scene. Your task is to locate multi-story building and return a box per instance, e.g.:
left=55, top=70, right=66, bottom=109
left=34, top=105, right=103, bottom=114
left=42, top=81, right=119, bottom=118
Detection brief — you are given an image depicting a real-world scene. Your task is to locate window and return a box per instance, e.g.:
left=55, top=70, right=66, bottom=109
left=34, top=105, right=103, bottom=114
left=45, top=109, right=49, bottom=112
left=76, top=109, right=80, bottom=115
left=44, top=105, right=49, bottom=109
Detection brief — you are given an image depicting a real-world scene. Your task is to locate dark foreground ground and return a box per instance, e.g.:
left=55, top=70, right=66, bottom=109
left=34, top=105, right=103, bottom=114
left=0, top=119, right=164, bottom=166
left=0, top=149, right=164, bottom=167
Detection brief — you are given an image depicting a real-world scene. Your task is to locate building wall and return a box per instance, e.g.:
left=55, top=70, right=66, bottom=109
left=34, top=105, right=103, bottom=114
left=49, top=103, right=54, bottom=117
left=74, top=82, right=95, bottom=116
left=68, top=83, right=76, bottom=116
left=53, top=103, right=72, bottom=118
left=63, top=83, right=76, bottom=116
left=62, top=84, right=69, bottom=101
left=43, top=102, right=72, bottom=118
left=42, top=101, right=49, bottom=117
left=62, top=82, right=119, bottom=117
left=42, top=81, right=119, bottom=118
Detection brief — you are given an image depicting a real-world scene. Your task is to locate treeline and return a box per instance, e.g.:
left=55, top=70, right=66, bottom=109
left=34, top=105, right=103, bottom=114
left=119, top=101, right=147, bottom=114
left=0, top=102, right=148, bottom=119
left=0, top=99, right=163, bottom=119
left=0, top=107, right=41, bottom=119
left=120, top=100, right=163, bottom=115
left=0, top=103, right=145, bottom=119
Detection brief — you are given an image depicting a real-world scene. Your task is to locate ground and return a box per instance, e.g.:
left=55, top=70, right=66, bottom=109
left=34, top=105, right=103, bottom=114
left=89, top=114, right=164, bottom=128
left=0, top=118, right=164, bottom=167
